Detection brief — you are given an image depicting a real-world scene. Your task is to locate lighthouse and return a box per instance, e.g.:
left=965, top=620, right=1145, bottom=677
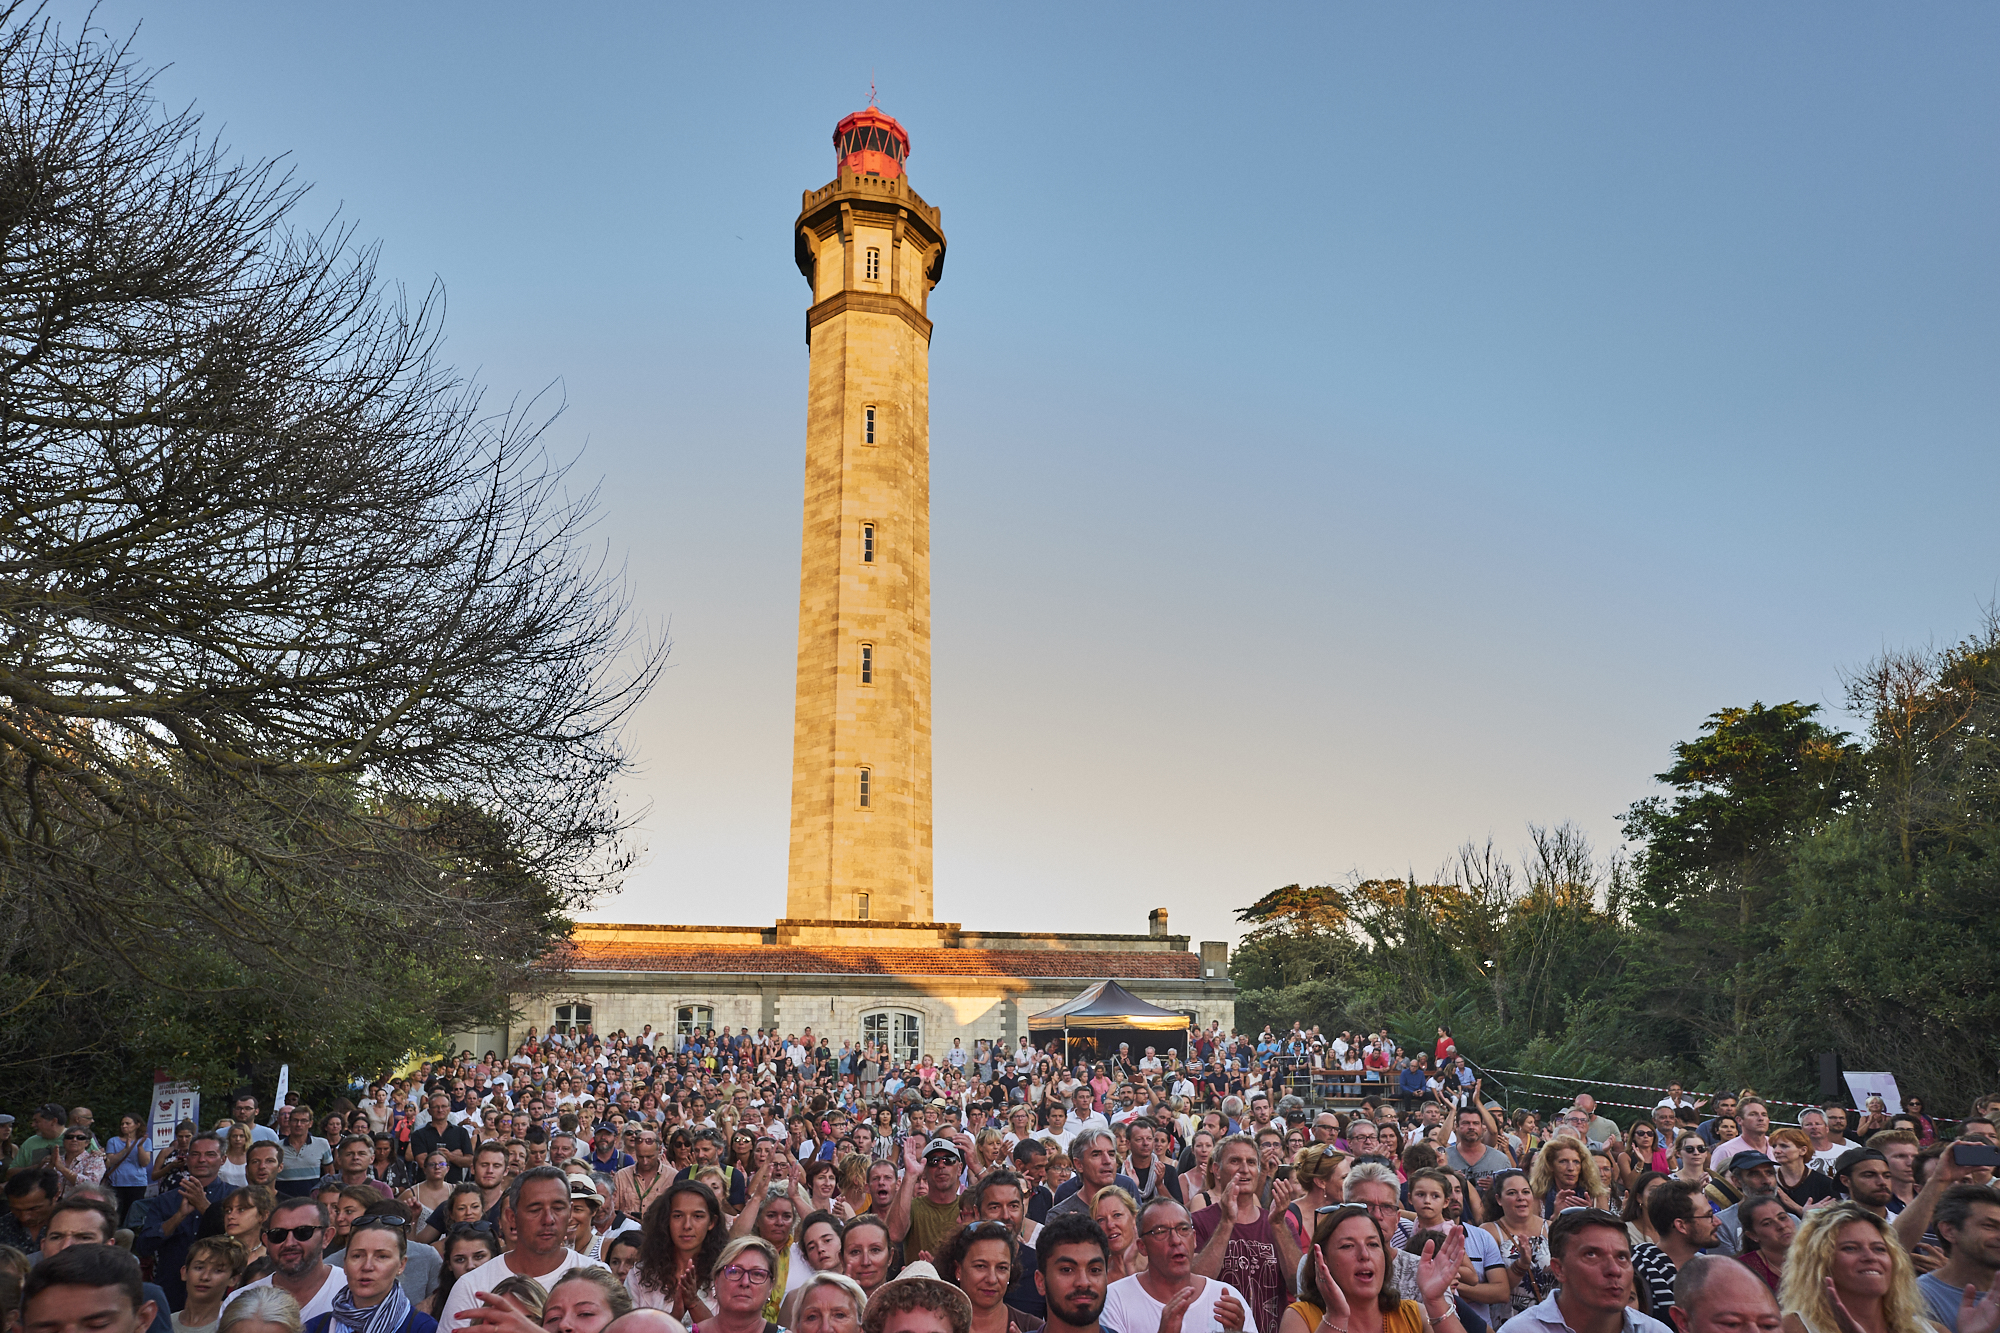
left=784, top=108, right=947, bottom=925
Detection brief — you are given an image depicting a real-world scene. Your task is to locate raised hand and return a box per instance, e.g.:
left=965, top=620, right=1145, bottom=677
left=1417, top=1226, right=1468, bottom=1307
left=1156, top=1284, right=1198, bottom=1333
left=903, top=1135, right=925, bottom=1172
left=1823, top=1278, right=1870, bottom=1333
left=1960, top=1272, right=2000, bottom=1333
left=1313, top=1247, right=1353, bottom=1329
left=454, top=1290, right=546, bottom=1333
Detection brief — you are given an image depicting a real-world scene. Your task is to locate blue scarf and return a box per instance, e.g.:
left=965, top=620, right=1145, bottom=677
left=326, top=1279, right=411, bottom=1333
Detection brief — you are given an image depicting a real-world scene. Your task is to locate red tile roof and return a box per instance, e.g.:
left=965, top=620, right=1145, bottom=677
left=565, top=942, right=1203, bottom=980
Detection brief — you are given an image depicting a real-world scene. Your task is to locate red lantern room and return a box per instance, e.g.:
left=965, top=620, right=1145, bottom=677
left=834, top=107, right=909, bottom=180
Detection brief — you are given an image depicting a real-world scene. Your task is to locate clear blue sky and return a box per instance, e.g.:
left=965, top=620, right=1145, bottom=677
left=58, top=3, right=2000, bottom=950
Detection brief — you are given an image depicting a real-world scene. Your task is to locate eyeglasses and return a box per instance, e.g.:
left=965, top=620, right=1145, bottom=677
left=719, top=1265, right=773, bottom=1285
left=1140, top=1222, right=1196, bottom=1239
left=264, top=1224, right=324, bottom=1243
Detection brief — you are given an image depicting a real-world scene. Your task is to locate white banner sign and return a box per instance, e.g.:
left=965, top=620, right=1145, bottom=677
left=1844, top=1070, right=1902, bottom=1115
left=149, top=1078, right=201, bottom=1152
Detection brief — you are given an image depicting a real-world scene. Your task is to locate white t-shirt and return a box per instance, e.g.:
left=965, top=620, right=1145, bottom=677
left=223, top=1268, right=348, bottom=1325
left=1035, top=1126, right=1078, bottom=1154
left=1104, top=1274, right=1259, bottom=1333
left=438, top=1250, right=603, bottom=1328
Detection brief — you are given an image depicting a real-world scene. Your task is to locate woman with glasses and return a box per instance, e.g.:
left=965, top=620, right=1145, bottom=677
left=697, top=1236, right=783, bottom=1333
left=1669, top=1133, right=1734, bottom=1212
left=402, top=1153, right=454, bottom=1221
left=1901, top=1097, right=1935, bottom=1146
left=1479, top=1169, right=1551, bottom=1325
left=1277, top=1203, right=1465, bottom=1333
left=51, top=1125, right=106, bottom=1189
left=938, top=1219, right=1041, bottom=1333
left=631, top=1181, right=724, bottom=1324
left=305, top=1216, right=434, bottom=1333
left=1615, top=1122, right=1669, bottom=1191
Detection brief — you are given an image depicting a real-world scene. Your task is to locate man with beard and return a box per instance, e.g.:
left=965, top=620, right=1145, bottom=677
left=224, top=1197, right=348, bottom=1324
left=1104, top=1200, right=1251, bottom=1333
left=1038, top=1213, right=1117, bottom=1333
left=1835, top=1150, right=1900, bottom=1219
left=438, top=1166, right=603, bottom=1327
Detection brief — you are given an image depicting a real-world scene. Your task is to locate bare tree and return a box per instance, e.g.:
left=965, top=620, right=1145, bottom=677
left=0, top=11, right=662, bottom=1064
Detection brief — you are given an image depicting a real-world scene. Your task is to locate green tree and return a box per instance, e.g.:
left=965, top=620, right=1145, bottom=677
left=1619, top=702, right=1859, bottom=1058
left=0, top=14, right=657, bottom=1107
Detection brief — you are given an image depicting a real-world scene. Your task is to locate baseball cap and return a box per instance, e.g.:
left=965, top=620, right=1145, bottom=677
left=922, top=1137, right=962, bottom=1162
left=1727, top=1150, right=1776, bottom=1173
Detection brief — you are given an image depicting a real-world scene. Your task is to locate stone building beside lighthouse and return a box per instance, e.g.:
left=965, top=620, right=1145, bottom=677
left=456, top=108, right=1233, bottom=1061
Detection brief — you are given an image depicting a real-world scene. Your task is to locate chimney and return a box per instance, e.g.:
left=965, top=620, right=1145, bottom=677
left=1148, top=908, right=1169, bottom=937
left=1199, top=940, right=1229, bottom=979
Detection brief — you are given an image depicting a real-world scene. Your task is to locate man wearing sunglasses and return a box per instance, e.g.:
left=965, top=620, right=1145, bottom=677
left=223, top=1197, right=348, bottom=1324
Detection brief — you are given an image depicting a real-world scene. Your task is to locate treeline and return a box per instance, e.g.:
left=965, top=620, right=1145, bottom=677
left=1231, top=612, right=2000, bottom=1114
left=0, top=16, right=656, bottom=1110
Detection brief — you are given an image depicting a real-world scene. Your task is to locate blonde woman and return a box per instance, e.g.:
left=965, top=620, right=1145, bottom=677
left=1528, top=1138, right=1608, bottom=1216
left=972, top=1129, right=1009, bottom=1178
left=1092, top=1185, right=1146, bottom=1281
left=1778, top=1202, right=1936, bottom=1333
left=217, top=1124, right=254, bottom=1188
left=1282, top=1147, right=1351, bottom=1251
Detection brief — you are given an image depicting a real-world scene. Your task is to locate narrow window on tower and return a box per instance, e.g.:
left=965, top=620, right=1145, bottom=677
left=860, top=643, right=874, bottom=685
left=864, top=406, right=876, bottom=444
left=861, top=522, right=875, bottom=563
left=865, top=247, right=880, bottom=281
left=857, top=893, right=870, bottom=920
left=858, top=767, right=872, bottom=808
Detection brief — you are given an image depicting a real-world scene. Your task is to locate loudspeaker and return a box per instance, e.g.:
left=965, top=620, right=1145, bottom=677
left=1818, top=1051, right=1844, bottom=1101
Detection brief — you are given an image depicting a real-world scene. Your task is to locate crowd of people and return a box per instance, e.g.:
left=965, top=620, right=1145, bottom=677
left=3, top=1021, right=1998, bottom=1333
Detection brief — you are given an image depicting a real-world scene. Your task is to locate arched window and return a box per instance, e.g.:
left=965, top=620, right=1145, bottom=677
left=860, top=643, right=873, bottom=685
left=861, top=522, right=875, bottom=563
left=864, top=406, right=876, bottom=444
left=863, top=1010, right=921, bottom=1064
left=857, top=893, right=870, bottom=920
left=553, top=1003, right=592, bottom=1037
left=675, top=1005, right=713, bottom=1039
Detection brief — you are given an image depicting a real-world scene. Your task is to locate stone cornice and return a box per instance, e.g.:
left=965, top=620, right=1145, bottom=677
left=806, top=289, right=934, bottom=345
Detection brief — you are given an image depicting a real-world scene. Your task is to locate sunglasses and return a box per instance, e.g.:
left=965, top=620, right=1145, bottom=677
left=357, top=1214, right=410, bottom=1229
left=264, top=1224, right=325, bottom=1243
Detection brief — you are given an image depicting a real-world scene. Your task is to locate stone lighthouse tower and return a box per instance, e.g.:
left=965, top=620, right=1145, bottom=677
left=785, top=108, right=946, bottom=926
